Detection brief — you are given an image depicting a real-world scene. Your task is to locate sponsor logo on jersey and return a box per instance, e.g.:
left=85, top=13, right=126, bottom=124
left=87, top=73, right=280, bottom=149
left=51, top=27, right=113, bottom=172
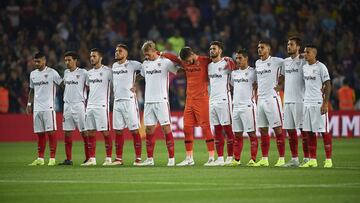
left=209, top=74, right=222, bottom=78
left=113, top=70, right=128, bottom=74
left=256, top=69, right=271, bottom=75
left=234, top=78, right=249, bottom=83
left=146, top=69, right=161, bottom=74
left=185, top=67, right=201, bottom=72
left=65, top=80, right=79, bottom=85
left=304, top=75, right=316, bottom=80
left=33, top=81, right=49, bottom=86
left=285, top=68, right=299, bottom=73
left=89, top=78, right=103, bottom=83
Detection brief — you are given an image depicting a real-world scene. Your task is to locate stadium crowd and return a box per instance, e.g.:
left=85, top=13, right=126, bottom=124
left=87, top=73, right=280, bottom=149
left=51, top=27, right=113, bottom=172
left=0, top=0, right=359, bottom=113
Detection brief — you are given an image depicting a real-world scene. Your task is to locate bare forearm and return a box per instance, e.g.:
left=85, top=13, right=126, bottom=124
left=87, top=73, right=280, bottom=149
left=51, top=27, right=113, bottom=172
left=322, top=80, right=331, bottom=104
left=28, top=89, right=34, bottom=104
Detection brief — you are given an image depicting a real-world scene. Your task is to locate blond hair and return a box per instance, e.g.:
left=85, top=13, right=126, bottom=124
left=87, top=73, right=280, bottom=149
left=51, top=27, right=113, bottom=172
left=141, top=40, right=156, bottom=52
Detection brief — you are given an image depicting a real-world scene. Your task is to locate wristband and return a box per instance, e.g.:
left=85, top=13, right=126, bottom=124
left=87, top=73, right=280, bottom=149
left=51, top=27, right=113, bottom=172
left=27, top=103, right=32, bottom=107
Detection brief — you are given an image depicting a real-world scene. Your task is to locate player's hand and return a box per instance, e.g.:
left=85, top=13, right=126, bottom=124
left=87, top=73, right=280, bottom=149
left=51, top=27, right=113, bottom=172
left=130, top=86, right=137, bottom=93
left=320, top=102, right=328, bottom=115
left=26, top=106, right=32, bottom=115
left=274, top=84, right=282, bottom=92
left=223, top=57, right=236, bottom=70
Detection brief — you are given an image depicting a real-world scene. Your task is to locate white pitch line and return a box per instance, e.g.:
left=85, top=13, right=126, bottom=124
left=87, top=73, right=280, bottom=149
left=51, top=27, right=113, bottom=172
left=0, top=184, right=360, bottom=197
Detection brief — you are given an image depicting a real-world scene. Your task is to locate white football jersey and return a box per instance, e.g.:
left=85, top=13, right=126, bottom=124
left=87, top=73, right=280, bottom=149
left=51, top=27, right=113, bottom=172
left=303, top=61, right=330, bottom=104
left=140, top=56, right=178, bottom=103
left=29, top=66, right=62, bottom=111
left=63, top=68, right=87, bottom=103
left=281, top=56, right=306, bottom=103
left=112, top=60, right=141, bottom=100
left=231, top=66, right=256, bottom=106
left=208, top=59, right=231, bottom=103
left=255, top=56, right=284, bottom=100
left=86, top=65, right=112, bottom=109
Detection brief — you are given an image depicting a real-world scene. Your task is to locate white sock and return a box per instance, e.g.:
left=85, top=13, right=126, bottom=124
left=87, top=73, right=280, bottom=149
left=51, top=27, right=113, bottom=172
left=262, top=157, right=268, bottom=160
left=292, top=157, right=299, bottom=162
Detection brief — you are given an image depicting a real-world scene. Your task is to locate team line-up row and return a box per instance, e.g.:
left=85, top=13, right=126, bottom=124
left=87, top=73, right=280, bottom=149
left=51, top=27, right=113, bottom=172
left=27, top=38, right=332, bottom=168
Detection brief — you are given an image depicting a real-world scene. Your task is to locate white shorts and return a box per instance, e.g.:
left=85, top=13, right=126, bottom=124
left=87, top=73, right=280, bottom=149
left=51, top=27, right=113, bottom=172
left=283, top=103, right=304, bottom=130
left=63, top=102, right=86, bottom=132
left=210, top=102, right=232, bottom=126
left=303, top=104, right=329, bottom=133
left=144, top=102, right=171, bottom=126
left=33, top=111, right=57, bottom=133
left=257, top=96, right=283, bottom=128
left=85, top=108, right=110, bottom=131
left=113, top=99, right=140, bottom=131
left=232, top=104, right=256, bottom=133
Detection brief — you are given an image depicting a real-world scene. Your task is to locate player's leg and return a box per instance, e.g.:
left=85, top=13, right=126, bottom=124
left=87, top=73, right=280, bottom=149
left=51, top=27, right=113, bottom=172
left=211, top=103, right=225, bottom=164
left=94, top=108, right=112, bottom=166
left=221, top=101, right=234, bottom=164
left=177, top=102, right=196, bottom=166
left=300, top=106, right=318, bottom=167
left=316, top=111, right=332, bottom=168
left=268, top=97, right=285, bottom=166
left=255, top=100, right=270, bottom=166
left=193, top=99, right=215, bottom=165
left=60, top=104, right=75, bottom=165
left=141, top=103, right=157, bottom=166
left=29, top=111, right=46, bottom=166
left=127, top=99, right=142, bottom=165
left=113, top=102, right=126, bottom=165
left=283, top=103, right=298, bottom=167
left=130, top=129, right=142, bottom=166
left=157, top=102, right=175, bottom=166
left=82, top=109, right=97, bottom=166
left=242, top=105, right=258, bottom=166
left=76, top=103, right=89, bottom=163
left=44, top=111, right=57, bottom=166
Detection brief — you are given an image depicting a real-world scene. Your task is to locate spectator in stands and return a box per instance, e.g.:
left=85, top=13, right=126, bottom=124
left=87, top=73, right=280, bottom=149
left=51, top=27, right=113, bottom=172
left=337, top=80, right=356, bottom=110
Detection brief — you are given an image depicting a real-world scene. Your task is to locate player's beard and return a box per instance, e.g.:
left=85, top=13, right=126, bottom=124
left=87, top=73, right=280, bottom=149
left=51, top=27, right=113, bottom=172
left=210, top=52, right=218, bottom=58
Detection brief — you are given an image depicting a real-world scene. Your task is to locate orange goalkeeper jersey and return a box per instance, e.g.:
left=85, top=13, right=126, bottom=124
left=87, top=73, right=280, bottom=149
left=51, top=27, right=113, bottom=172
left=162, top=53, right=211, bottom=100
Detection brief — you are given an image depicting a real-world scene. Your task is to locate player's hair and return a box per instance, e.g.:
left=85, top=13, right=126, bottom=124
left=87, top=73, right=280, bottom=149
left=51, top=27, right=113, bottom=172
left=64, top=51, right=79, bottom=60
left=179, top=46, right=193, bottom=60
left=236, top=49, right=248, bottom=57
left=304, top=44, right=317, bottom=50
left=90, top=48, right=103, bottom=57
left=288, top=37, right=302, bottom=46
left=210, top=41, right=224, bottom=50
left=116, top=43, right=129, bottom=52
left=34, top=52, right=46, bottom=59
left=141, top=40, right=156, bottom=52
left=258, top=39, right=271, bottom=47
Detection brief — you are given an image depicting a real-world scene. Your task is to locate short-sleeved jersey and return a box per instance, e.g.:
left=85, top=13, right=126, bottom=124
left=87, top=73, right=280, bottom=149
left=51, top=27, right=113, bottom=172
left=231, top=66, right=256, bottom=106
left=86, top=65, right=112, bottom=109
left=281, top=56, right=306, bottom=103
left=112, top=60, right=141, bottom=100
left=208, top=59, right=231, bottom=103
left=29, top=66, right=62, bottom=111
left=63, top=68, right=87, bottom=103
left=141, top=56, right=178, bottom=103
left=303, top=61, right=331, bottom=104
left=161, top=53, right=211, bottom=100
left=255, top=56, right=284, bottom=100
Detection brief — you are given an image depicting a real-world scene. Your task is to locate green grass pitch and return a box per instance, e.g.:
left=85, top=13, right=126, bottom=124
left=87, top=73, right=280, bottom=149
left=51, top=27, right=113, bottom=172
left=0, top=138, right=359, bottom=203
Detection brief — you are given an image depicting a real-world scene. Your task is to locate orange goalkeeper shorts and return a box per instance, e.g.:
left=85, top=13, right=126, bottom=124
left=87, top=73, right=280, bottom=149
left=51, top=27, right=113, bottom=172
left=183, top=98, right=210, bottom=127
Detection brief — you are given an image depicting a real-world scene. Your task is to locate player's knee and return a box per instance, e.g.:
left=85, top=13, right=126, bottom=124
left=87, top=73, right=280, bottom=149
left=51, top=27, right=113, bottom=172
left=130, top=129, right=139, bottom=135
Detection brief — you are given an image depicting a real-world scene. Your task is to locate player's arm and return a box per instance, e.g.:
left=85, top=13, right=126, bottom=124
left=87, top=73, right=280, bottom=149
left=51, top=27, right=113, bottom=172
left=275, top=75, right=284, bottom=92
left=161, top=52, right=182, bottom=65
left=223, top=56, right=236, bottom=70
left=26, top=88, right=34, bottom=114
left=321, top=80, right=331, bottom=114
